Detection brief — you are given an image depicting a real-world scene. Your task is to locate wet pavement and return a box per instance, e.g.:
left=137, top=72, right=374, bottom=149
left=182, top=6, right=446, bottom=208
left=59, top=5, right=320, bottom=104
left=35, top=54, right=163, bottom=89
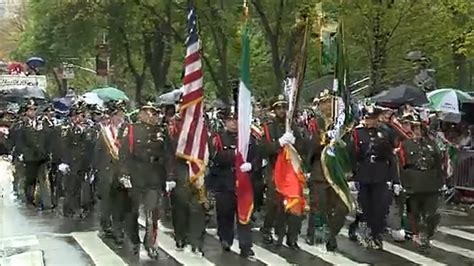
left=1, top=159, right=473, bottom=266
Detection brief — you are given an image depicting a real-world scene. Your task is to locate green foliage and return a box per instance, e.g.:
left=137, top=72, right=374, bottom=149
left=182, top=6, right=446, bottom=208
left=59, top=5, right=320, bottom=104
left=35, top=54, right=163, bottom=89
left=10, top=0, right=474, bottom=101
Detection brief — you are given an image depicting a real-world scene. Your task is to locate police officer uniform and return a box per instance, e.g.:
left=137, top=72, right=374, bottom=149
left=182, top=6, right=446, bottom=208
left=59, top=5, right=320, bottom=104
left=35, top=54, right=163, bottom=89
left=351, top=105, right=399, bottom=249
left=399, top=114, right=443, bottom=249
left=208, top=107, right=258, bottom=260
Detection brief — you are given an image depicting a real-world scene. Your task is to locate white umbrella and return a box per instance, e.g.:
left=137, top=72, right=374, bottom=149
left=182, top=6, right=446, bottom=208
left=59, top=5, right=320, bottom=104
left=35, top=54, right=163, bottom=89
left=156, top=88, right=183, bottom=105
left=81, top=92, right=104, bottom=107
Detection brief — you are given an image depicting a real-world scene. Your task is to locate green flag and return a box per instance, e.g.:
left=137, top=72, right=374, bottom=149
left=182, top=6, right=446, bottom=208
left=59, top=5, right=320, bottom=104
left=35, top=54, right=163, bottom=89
left=333, top=19, right=353, bottom=126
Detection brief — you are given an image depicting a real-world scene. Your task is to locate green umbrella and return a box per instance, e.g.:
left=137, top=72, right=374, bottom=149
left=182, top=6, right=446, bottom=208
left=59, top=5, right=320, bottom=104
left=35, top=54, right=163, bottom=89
left=91, top=87, right=129, bottom=102
left=427, top=88, right=473, bottom=114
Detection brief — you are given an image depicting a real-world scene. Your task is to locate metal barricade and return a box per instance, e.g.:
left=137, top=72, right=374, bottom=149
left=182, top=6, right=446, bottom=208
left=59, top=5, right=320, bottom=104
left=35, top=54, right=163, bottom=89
left=453, top=150, right=474, bottom=191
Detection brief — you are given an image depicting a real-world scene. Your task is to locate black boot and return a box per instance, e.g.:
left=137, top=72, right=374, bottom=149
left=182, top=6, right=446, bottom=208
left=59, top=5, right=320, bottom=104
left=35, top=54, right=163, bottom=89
left=326, top=237, right=338, bottom=252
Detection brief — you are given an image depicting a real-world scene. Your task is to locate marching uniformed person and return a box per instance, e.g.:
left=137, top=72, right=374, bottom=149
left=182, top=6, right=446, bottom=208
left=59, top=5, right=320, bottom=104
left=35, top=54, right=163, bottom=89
left=209, top=106, right=259, bottom=260
left=119, top=102, right=165, bottom=259
left=19, top=100, right=50, bottom=209
left=399, top=114, right=443, bottom=249
left=305, top=90, right=348, bottom=251
left=351, top=105, right=400, bottom=249
left=261, top=94, right=303, bottom=249
left=58, top=104, right=89, bottom=218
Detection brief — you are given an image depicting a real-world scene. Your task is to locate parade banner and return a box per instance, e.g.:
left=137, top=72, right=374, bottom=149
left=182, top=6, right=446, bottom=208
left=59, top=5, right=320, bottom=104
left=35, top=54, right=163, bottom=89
left=0, top=75, right=47, bottom=91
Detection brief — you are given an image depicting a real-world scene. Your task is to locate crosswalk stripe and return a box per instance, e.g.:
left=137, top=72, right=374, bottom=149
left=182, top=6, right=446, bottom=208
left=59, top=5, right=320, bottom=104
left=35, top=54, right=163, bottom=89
left=438, top=226, right=474, bottom=242
left=71, top=231, right=128, bottom=266
left=0, top=235, right=39, bottom=249
left=430, top=240, right=474, bottom=259
left=206, top=228, right=292, bottom=265
left=296, top=238, right=367, bottom=265
left=0, top=250, right=44, bottom=266
left=137, top=219, right=215, bottom=266
left=340, top=229, right=446, bottom=266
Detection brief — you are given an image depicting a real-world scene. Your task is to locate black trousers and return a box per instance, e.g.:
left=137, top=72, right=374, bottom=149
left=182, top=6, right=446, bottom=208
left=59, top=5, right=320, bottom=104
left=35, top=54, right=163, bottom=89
left=307, top=182, right=347, bottom=240
left=408, top=192, right=440, bottom=238
left=126, top=189, right=160, bottom=247
left=359, top=182, right=389, bottom=238
left=170, top=181, right=206, bottom=249
left=63, top=171, right=83, bottom=216
left=215, top=191, right=252, bottom=252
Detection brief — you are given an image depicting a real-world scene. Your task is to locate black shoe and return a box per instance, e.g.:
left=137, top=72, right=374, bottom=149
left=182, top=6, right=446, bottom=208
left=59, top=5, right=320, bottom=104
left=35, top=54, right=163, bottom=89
left=221, top=241, right=231, bottom=252
left=348, top=223, right=358, bottom=242
left=305, top=235, right=315, bottom=246
left=373, top=237, right=383, bottom=250
left=175, top=241, right=185, bottom=251
left=287, top=242, right=300, bottom=250
left=191, top=247, right=204, bottom=257
left=262, top=233, right=273, bottom=244
left=326, top=237, right=338, bottom=252
left=240, top=249, right=256, bottom=261
left=132, top=244, right=140, bottom=256
left=146, top=247, right=159, bottom=260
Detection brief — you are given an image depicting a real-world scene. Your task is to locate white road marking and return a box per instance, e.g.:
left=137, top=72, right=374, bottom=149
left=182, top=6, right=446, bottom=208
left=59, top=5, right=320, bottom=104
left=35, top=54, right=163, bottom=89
left=71, top=231, right=128, bottom=266
left=137, top=219, right=215, bottom=266
left=0, top=235, right=39, bottom=248
left=340, top=229, right=446, bottom=266
left=438, top=226, right=474, bottom=242
left=296, top=238, right=367, bottom=265
left=0, top=250, right=44, bottom=266
left=206, top=228, right=292, bottom=265
left=453, top=225, right=474, bottom=230
left=430, top=240, right=474, bottom=259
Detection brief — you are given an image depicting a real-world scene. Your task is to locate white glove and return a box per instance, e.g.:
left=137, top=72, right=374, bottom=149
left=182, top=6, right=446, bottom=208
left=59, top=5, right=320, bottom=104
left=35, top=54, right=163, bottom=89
left=393, top=184, right=403, bottom=196
left=240, top=162, right=252, bottom=173
left=348, top=181, right=357, bottom=192
left=7, top=155, right=13, bottom=162
left=262, top=159, right=268, bottom=167
left=278, top=132, right=295, bottom=147
left=119, top=175, right=132, bottom=188
left=166, top=181, right=176, bottom=192
left=58, top=163, right=70, bottom=174
left=18, top=154, right=24, bottom=162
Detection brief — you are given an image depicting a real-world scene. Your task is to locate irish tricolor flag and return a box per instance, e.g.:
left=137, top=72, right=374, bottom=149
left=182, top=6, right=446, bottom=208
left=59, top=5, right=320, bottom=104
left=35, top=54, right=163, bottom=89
left=236, top=17, right=253, bottom=224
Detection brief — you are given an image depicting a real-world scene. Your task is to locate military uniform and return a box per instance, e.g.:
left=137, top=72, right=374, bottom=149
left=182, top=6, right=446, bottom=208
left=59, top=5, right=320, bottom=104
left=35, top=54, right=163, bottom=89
left=261, top=95, right=303, bottom=249
left=59, top=109, right=89, bottom=217
left=20, top=102, right=50, bottom=208
left=119, top=104, right=165, bottom=259
left=305, top=110, right=348, bottom=250
left=93, top=116, right=121, bottom=237
left=400, top=118, right=443, bottom=248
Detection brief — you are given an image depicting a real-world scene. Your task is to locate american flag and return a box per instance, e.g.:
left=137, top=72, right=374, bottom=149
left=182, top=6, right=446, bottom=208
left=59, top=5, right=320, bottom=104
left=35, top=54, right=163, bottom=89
left=176, top=7, right=209, bottom=191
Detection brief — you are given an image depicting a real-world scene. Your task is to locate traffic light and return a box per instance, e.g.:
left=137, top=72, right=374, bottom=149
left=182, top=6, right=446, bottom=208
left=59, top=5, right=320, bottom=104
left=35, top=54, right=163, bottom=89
left=96, top=43, right=109, bottom=76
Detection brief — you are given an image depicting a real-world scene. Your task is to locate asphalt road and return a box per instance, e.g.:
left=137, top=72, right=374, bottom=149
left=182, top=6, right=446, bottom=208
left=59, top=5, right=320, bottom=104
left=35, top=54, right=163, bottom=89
left=1, top=160, right=473, bottom=266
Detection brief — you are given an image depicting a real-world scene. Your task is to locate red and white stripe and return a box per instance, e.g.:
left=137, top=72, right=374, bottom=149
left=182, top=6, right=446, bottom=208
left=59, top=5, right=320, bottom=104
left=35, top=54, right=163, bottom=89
left=176, top=21, right=209, bottom=187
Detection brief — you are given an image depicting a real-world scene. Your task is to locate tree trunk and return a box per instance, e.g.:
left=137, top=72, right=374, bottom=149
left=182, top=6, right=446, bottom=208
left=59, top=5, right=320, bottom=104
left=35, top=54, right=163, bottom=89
left=369, top=8, right=387, bottom=96
left=454, top=51, right=468, bottom=90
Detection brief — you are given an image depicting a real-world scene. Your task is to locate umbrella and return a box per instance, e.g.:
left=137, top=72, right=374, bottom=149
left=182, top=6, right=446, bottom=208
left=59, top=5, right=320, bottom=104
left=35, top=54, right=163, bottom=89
left=81, top=92, right=104, bottom=107
left=26, top=57, right=46, bottom=68
left=156, top=89, right=182, bottom=105
left=53, top=98, right=71, bottom=113
left=427, top=88, right=473, bottom=114
left=91, top=87, right=129, bottom=102
left=372, top=84, right=428, bottom=108
left=0, top=86, right=47, bottom=100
